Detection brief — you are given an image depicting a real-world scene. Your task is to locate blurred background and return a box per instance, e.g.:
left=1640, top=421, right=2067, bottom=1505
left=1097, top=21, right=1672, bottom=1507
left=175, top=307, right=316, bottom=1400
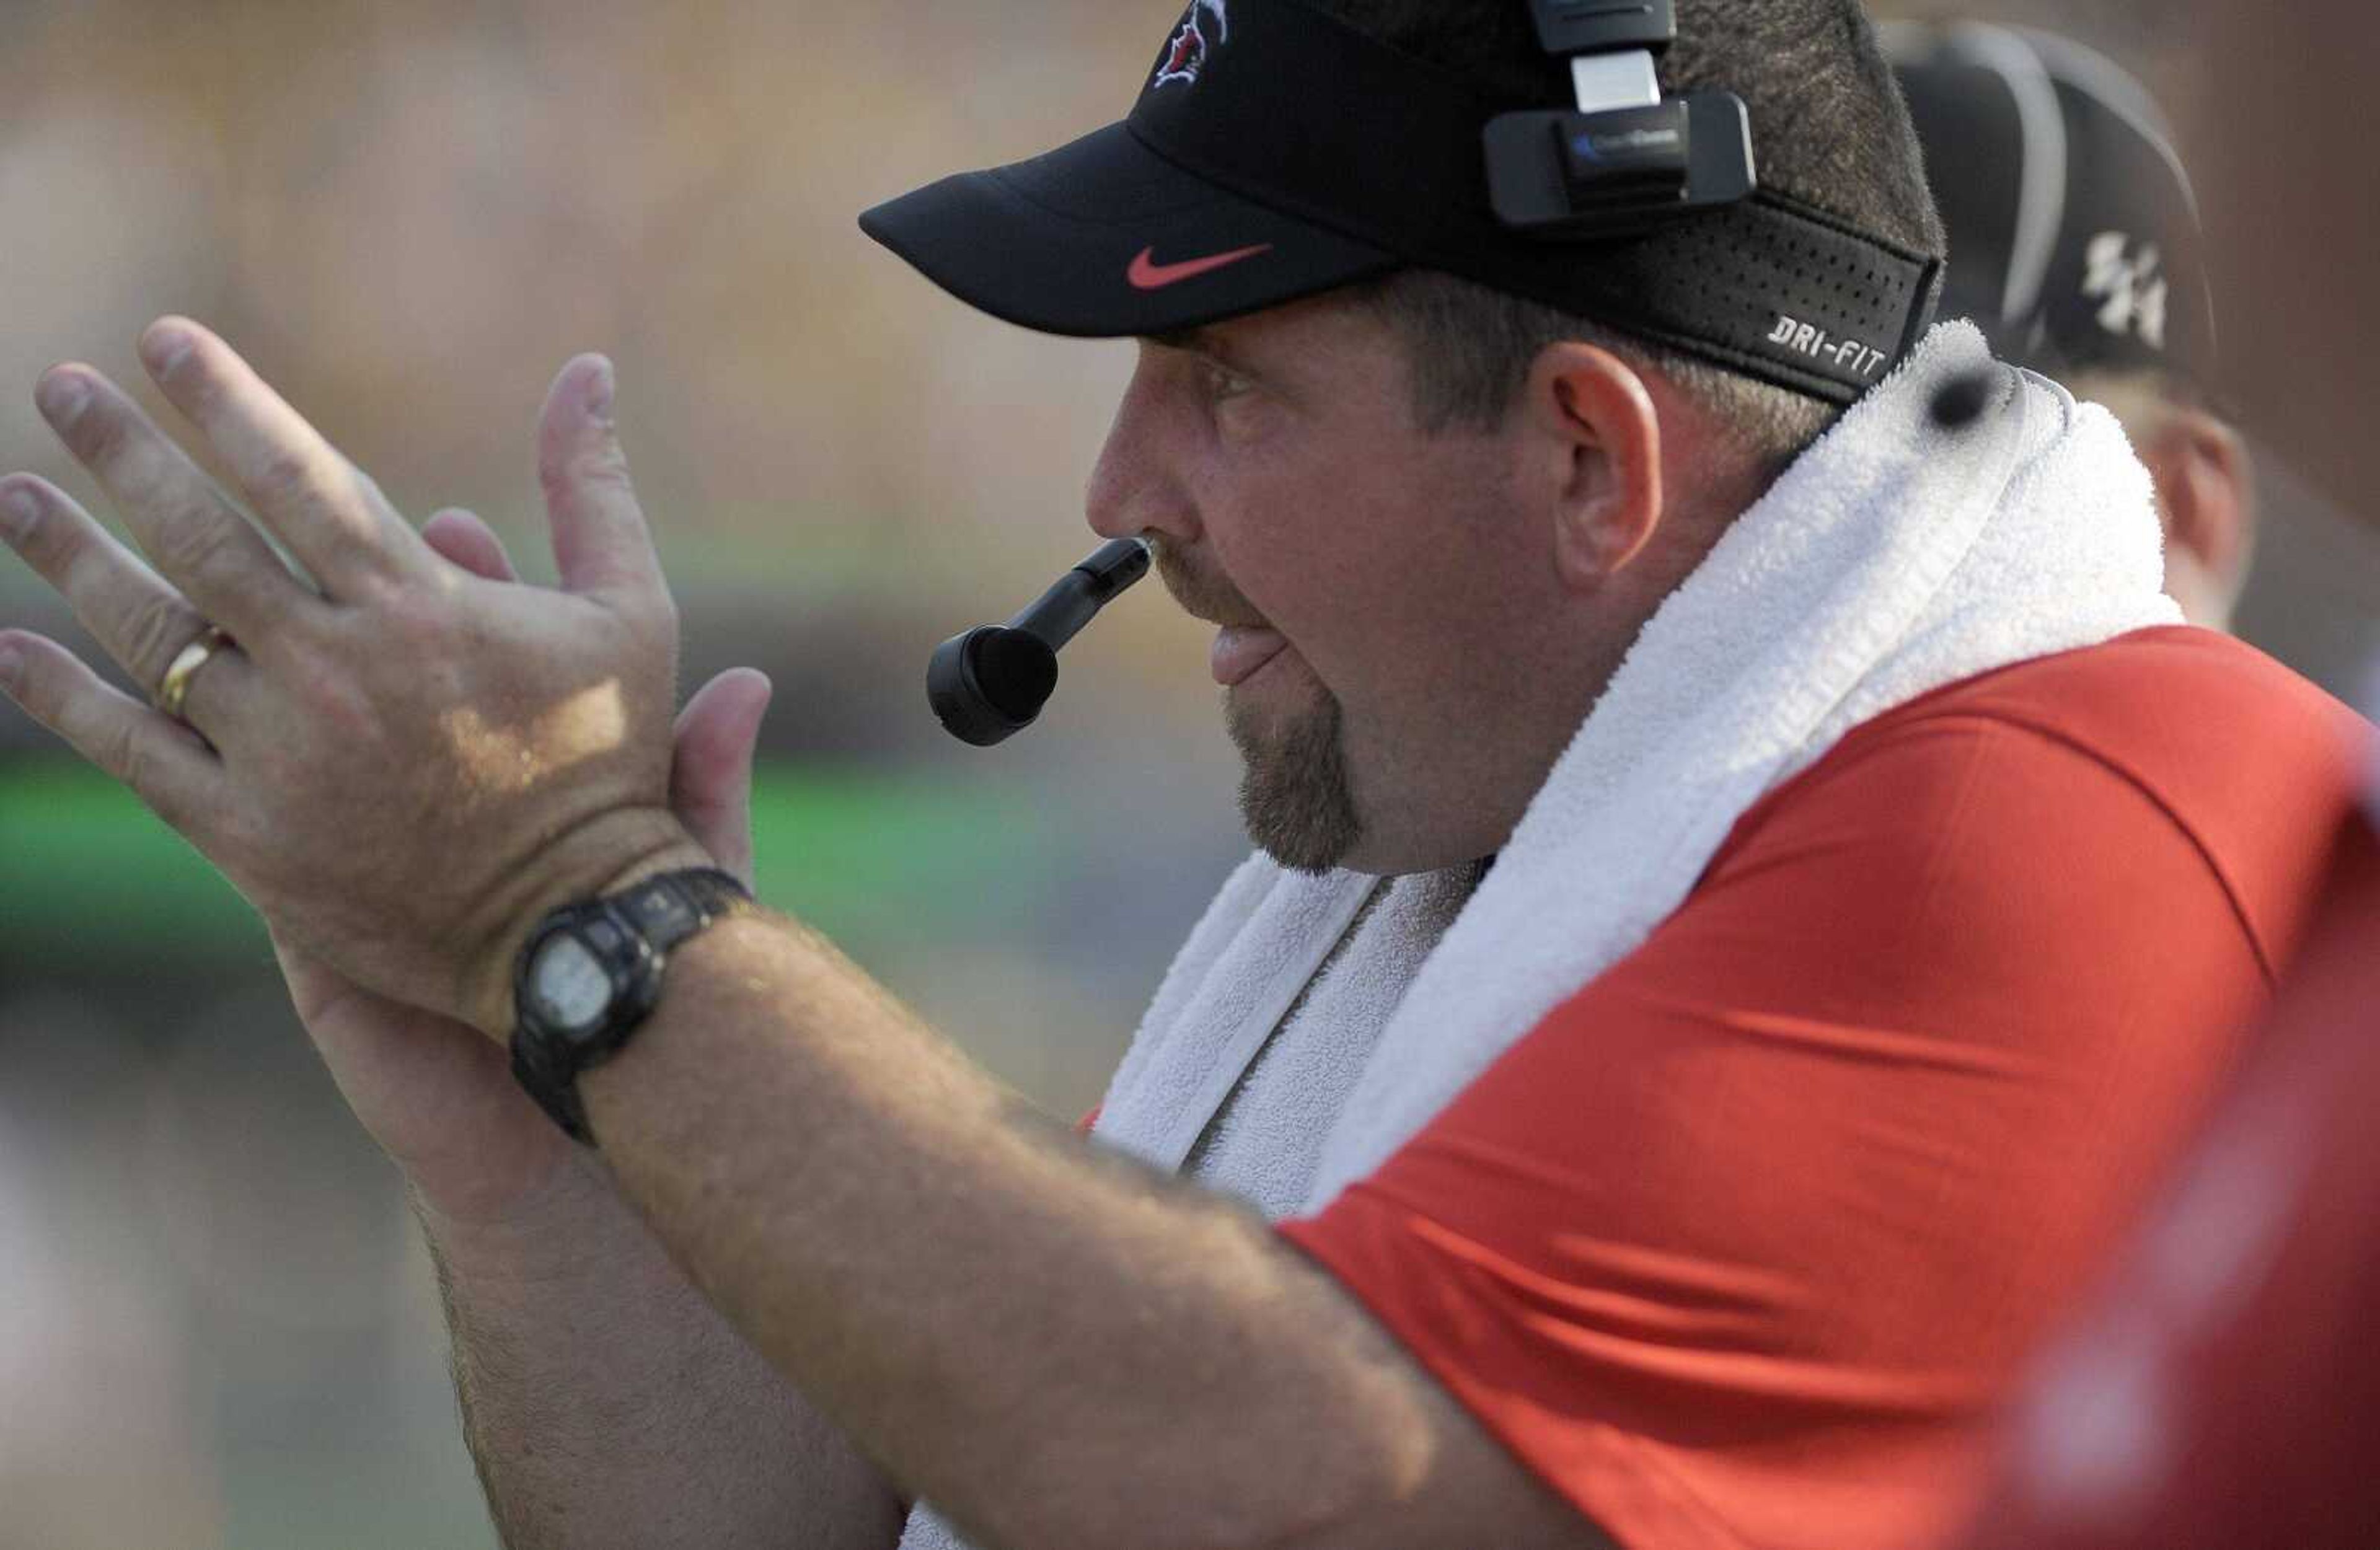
left=0, top=2, right=2371, bottom=1546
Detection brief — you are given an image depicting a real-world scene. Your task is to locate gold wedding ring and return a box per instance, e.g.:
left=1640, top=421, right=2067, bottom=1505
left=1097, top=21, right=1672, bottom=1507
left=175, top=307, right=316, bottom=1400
left=156, top=624, right=234, bottom=724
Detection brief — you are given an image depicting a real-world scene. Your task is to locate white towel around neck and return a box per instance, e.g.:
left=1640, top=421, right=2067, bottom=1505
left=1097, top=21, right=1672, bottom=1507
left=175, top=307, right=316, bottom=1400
left=1099, top=319, right=2180, bottom=1215
left=895, top=321, right=2180, bottom=1550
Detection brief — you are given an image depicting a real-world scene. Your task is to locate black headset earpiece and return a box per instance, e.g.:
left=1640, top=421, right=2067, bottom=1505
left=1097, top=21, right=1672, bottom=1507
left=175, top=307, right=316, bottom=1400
left=1485, top=0, right=1756, bottom=237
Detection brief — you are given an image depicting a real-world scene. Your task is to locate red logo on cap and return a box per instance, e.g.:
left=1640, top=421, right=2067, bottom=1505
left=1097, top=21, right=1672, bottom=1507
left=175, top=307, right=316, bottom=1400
left=1153, top=0, right=1228, bottom=89
left=1127, top=244, right=1273, bottom=291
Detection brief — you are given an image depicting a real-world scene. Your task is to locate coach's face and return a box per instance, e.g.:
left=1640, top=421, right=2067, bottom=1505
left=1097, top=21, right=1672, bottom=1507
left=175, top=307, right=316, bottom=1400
left=1086, top=293, right=1668, bottom=877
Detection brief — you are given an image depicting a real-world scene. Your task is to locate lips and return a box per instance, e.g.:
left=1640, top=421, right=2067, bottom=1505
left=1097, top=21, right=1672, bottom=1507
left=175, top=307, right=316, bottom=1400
left=1210, top=625, right=1290, bottom=687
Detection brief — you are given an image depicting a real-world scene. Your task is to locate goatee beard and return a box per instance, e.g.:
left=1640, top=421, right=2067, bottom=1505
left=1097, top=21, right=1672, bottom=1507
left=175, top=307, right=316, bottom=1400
left=1227, top=685, right=1363, bottom=874
left=1146, top=534, right=1365, bottom=871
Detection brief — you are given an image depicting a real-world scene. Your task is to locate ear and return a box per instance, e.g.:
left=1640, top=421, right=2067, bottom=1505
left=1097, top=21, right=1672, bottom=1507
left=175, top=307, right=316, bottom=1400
left=1521, top=343, right=1664, bottom=592
left=2136, top=406, right=2257, bottom=622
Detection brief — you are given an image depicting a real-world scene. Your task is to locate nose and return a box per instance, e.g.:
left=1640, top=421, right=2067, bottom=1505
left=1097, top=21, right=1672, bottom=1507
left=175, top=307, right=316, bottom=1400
left=1085, top=348, right=1202, bottom=547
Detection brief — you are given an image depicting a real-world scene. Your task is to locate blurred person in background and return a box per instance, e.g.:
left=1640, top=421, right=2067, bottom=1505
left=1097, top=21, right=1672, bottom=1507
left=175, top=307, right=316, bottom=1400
left=2192, top=0, right=2379, bottom=528
left=0, top=5, right=2367, bottom=1550
left=1952, top=751, right=2380, bottom=1544
left=1944, top=0, right=2380, bottom=1540
left=1886, top=22, right=2253, bottom=630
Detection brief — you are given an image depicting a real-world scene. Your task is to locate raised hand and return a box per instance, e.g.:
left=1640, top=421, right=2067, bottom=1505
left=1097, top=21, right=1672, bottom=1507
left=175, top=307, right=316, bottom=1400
left=0, top=321, right=709, bottom=1037
left=276, top=508, right=777, bottom=1218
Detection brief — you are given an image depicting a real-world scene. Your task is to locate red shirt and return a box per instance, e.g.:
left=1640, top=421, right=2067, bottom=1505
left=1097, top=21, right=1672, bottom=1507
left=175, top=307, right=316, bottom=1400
left=1278, top=628, right=2365, bottom=1550
left=1953, top=811, right=2380, bottom=1550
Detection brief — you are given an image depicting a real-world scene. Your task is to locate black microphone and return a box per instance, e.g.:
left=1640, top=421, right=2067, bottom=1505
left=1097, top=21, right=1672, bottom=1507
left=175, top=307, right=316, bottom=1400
left=928, top=537, right=1155, bottom=746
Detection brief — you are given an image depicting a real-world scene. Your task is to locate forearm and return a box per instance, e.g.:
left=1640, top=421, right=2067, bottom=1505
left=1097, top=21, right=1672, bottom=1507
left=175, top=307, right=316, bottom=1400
left=582, top=911, right=1593, bottom=1550
left=416, top=1155, right=906, bottom=1550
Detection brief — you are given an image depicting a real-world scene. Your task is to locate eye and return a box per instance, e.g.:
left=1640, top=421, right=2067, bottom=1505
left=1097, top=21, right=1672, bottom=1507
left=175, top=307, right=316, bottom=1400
left=1199, top=358, right=1254, bottom=403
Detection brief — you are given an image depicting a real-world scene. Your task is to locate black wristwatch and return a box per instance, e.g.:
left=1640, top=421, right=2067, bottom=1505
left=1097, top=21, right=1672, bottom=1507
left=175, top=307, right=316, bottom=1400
left=509, top=867, right=752, bottom=1145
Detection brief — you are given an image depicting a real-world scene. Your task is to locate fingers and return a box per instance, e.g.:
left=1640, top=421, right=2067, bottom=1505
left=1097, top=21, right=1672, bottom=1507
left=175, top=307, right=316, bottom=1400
left=535, top=354, right=668, bottom=606
left=129, top=317, right=427, bottom=595
left=0, top=630, right=224, bottom=832
left=669, top=667, right=773, bottom=889
left=26, top=367, right=319, bottom=643
left=0, top=473, right=260, bottom=736
left=420, top=508, right=521, bottom=583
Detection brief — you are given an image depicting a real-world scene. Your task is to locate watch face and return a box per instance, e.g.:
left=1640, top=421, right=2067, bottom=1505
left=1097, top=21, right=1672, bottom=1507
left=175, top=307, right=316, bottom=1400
left=530, top=934, right=614, bottom=1036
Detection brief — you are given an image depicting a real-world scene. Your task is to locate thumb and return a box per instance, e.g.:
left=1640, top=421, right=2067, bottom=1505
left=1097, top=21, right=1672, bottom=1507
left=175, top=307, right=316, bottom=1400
left=671, top=667, right=773, bottom=889
left=536, top=354, right=666, bottom=603
left=420, top=507, right=520, bottom=583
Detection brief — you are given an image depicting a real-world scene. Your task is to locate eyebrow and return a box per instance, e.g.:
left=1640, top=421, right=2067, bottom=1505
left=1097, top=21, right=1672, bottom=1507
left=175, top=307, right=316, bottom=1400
left=1145, top=327, right=1251, bottom=372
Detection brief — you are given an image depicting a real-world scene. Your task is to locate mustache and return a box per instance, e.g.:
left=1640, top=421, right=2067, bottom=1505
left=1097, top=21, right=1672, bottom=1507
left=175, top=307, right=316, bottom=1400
left=1148, top=537, right=1269, bottom=629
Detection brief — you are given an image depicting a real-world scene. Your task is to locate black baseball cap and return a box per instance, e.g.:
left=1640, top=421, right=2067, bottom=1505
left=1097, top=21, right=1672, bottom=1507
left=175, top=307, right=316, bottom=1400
left=1885, top=23, right=2217, bottom=394
left=862, top=0, right=1943, bottom=405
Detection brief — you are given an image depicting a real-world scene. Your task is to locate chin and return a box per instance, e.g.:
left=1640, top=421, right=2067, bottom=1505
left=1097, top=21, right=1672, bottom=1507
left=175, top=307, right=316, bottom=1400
left=1228, top=682, right=1364, bottom=874
left=1228, top=684, right=1524, bottom=876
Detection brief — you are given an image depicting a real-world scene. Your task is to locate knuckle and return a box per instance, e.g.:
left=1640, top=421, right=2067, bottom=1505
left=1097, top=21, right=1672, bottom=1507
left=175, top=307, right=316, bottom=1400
left=252, top=446, right=321, bottom=509
left=537, top=458, right=578, bottom=505
left=544, top=443, right=631, bottom=503
left=342, top=565, right=412, bottom=617
left=9, top=649, right=60, bottom=720
left=609, top=597, right=674, bottom=658
left=154, top=508, right=243, bottom=586
left=287, top=656, right=374, bottom=736
left=104, top=715, right=155, bottom=791
left=584, top=447, right=634, bottom=488
left=14, top=498, right=81, bottom=577
left=110, top=430, right=181, bottom=508
left=73, top=403, right=134, bottom=470
left=281, top=657, right=340, bottom=711
left=120, top=589, right=200, bottom=684
left=344, top=460, right=392, bottom=513
left=58, top=537, right=121, bottom=611
left=176, top=363, right=229, bottom=424
left=374, top=587, right=451, bottom=647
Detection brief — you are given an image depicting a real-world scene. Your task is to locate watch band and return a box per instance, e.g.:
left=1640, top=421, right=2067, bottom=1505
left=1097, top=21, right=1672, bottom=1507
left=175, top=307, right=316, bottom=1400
left=511, top=1030, right=600, bottom=1145
left=509, top=867, right=752, bottom=1145
left=614, top=867, right=750, bottom=956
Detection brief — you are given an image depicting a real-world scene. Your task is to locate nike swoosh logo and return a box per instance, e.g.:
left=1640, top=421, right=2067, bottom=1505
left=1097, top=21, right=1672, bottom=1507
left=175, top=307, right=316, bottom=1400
left=1127, top=244, right=1274, bottom=291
